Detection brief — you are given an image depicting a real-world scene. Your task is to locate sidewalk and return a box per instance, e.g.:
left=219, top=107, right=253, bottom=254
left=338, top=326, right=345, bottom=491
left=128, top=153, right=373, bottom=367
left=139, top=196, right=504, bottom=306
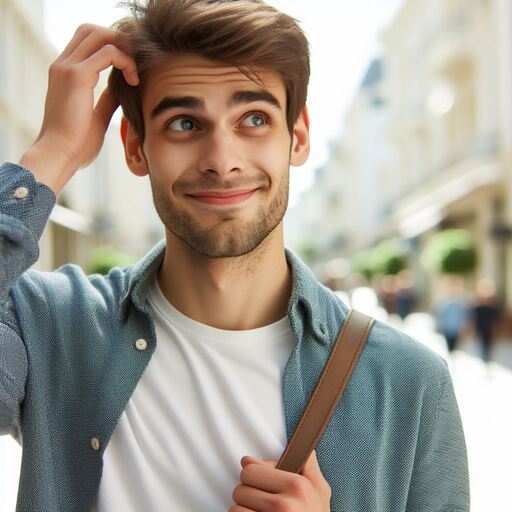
left=0, top=435, right=22, bottom=510
left=449, top=343, right=512, bottom=512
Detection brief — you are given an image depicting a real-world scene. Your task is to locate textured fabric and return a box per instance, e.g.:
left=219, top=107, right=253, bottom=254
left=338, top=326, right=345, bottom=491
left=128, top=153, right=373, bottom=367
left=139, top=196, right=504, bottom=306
left=95, top=274, right=295, bottom=511
left=0, top=161, right=470, bottom=512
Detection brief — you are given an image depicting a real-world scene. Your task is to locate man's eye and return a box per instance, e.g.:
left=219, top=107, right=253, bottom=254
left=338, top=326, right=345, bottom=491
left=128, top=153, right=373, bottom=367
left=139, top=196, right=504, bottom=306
left=241, top=113, right=268, bottom=128
left=167, top=118, right=198, bottom=131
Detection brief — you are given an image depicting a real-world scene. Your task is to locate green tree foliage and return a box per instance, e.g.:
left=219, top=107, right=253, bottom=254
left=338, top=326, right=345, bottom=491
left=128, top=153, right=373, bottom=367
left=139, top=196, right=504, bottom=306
left=352, top=250, right=374, bottom=280
left=372, top=239, right=407, bottom=275
left=298, top=240, right=319, bottom=264
left=352, top=239, right=407, bottom=279
left=421, top=229, right=477, bottom=275
left=87, top=246, right=137, bottom=275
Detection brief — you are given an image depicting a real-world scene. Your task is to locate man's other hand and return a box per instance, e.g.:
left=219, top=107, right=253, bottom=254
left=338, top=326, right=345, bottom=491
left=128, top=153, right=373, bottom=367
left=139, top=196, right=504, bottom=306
left=229, top=450, right=332, bottom=512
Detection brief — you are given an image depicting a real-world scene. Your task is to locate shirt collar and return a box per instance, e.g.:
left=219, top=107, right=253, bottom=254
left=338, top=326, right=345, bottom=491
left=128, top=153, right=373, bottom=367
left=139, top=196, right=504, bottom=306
left=119, top=240, right=330, bottom=345
left=119, top=239, right=166, bottom=322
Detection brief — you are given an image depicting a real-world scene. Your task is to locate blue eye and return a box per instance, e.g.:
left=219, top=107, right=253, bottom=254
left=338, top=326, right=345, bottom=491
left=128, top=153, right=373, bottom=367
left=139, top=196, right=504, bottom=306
left=242, top=113, right=267, bottom=127
left=167, top=118, right=197, bottom=131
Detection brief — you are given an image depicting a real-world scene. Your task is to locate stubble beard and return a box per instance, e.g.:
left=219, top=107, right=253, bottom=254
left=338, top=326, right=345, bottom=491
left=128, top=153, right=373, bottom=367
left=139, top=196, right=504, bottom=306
left=149, top=168, right=290, bottom=259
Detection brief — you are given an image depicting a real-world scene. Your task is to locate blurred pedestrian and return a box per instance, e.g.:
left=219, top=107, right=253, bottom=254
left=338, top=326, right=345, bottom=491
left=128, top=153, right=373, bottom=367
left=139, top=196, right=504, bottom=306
left=395, top=270, right=416, bottom=320
left=433, top=276, right=471, bottom=353
left=378, top=274, right=398, bottom=316
left=471, top=278, right=501, bottom=363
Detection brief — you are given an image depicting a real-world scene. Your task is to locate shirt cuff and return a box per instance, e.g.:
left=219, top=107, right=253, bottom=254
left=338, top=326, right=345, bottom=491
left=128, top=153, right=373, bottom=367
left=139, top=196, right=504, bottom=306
left=0, top=161, right=57, bottom=240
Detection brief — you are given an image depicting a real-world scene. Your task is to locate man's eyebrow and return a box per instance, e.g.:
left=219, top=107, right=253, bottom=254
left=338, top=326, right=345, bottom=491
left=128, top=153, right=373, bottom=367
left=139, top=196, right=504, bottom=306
left=150, top=96, right=204, bottom=120
left=228, top=90, right=282, bottom=111
left=149, top=90, right=282, bottom=121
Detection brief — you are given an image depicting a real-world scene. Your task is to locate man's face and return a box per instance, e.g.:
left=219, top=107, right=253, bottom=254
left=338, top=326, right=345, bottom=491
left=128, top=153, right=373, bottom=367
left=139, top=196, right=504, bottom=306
left=134, top=53, right=304, bottom=259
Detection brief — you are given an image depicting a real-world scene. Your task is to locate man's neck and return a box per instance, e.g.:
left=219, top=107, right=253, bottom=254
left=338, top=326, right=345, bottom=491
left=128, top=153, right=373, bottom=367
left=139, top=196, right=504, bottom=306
left=157, top=227, right=292, bottom=331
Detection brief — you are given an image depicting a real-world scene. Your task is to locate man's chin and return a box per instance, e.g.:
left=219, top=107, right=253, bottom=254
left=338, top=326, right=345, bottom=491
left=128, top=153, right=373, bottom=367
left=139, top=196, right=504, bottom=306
left=180, top=236, right=266, bottom=260
left=167, top=223, right=273, bottom=260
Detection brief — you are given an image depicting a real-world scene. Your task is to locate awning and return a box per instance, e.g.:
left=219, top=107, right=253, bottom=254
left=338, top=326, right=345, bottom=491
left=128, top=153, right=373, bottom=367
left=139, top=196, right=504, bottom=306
left=393, top=156, right=501, bottom=238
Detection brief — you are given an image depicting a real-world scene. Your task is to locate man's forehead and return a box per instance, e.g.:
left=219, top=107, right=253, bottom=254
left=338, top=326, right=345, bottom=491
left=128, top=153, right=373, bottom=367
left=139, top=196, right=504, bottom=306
left=143, top=53, right=285, bottom=100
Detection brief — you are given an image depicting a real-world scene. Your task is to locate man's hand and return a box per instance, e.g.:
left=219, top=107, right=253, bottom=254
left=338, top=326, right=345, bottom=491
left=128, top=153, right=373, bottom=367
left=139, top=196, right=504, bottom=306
left=19, top=24, right=139, bottom=195
left=229, top=450, right=331, bottom=512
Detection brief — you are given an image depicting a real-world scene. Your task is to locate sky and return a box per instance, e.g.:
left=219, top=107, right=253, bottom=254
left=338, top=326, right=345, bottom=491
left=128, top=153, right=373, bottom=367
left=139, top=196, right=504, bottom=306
left=43, top=0, right=404, bottom=206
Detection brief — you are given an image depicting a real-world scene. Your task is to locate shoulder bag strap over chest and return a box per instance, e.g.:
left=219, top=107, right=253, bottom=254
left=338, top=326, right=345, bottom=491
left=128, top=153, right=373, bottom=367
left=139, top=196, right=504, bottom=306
left=276, top=309, right=374, bottom=474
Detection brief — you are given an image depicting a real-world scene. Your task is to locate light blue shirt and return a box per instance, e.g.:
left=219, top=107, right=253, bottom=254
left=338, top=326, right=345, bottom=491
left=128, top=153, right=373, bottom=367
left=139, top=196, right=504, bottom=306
left=0, top=162, right=470, bottom=511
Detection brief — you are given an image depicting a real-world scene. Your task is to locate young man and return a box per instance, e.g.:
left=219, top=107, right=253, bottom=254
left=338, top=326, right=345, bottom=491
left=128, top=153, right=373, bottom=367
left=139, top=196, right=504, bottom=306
left=0, top=1, right=469, bottom=511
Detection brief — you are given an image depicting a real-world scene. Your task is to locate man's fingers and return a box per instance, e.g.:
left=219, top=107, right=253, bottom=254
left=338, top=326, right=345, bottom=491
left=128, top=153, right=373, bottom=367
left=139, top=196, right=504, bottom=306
left=240, top=456, right=275, bottom=468
left=66, top=28, right=119, bottom=63
left=56, top=25, right=138, bottom=86
left=232, top=483, right=289, bottom=512
left=241, top=452, right=327, bottom=493
left=80, top=44, right=139, bottom=86
left=239, top=460, right=283, bottom=494
left=58, top=23, right=98, bottom=61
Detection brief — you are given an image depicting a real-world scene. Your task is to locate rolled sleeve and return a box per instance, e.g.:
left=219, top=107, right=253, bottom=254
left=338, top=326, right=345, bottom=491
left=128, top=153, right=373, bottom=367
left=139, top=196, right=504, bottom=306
left=0, top=162, right=56, bottom=300
left=0, top=161, right=54, bottom=437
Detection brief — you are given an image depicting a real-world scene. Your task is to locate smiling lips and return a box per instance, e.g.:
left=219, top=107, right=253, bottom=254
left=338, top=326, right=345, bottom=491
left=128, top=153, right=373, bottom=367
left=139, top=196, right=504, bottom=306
left=188, top=188, right=258, bottom=205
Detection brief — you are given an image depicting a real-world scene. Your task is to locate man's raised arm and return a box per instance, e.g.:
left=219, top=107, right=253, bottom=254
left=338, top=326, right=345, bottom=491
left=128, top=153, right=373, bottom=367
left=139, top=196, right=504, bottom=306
left=0, top=24, right=138, bottom=435
left=18, top=24, right=139, bottom=196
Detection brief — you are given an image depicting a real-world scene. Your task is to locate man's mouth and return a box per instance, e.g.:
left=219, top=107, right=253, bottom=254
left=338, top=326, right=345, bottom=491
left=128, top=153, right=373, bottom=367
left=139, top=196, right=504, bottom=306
left=187, top=188, right=258, bottom=206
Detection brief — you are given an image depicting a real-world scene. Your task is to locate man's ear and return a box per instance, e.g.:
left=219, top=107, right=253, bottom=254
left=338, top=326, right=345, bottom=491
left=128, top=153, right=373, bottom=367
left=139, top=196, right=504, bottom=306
left=120, top=116, right=149, bottom=176
left=290, top=105, right=310, bottom=167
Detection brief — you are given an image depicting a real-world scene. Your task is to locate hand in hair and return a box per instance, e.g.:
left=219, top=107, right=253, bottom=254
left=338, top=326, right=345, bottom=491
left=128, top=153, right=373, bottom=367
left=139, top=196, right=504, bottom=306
left=230, top=450, right=332, bottom=511
left=19, top=23, right=139, bottom=196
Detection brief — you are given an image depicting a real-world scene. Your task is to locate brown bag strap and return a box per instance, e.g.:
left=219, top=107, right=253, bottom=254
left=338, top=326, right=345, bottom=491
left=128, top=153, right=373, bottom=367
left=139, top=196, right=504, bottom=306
left=276, top=309, right=374, bottom=474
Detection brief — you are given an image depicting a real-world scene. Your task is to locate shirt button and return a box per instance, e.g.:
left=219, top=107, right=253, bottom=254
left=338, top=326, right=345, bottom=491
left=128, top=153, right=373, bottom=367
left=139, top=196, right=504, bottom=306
left=91, top=437, right=101, bottom=451
left=14, top=187, right=29, bottom=199
left=135, top=338, right=148, bottom=351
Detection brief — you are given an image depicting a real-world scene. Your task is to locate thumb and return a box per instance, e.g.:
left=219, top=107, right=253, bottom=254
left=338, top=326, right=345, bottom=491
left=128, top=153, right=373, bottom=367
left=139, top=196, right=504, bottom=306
left=95, top=87, right=119, bottom=130
left=240, top=455, right=276, bottom=468
left=300, top=450, right=328, bottom=488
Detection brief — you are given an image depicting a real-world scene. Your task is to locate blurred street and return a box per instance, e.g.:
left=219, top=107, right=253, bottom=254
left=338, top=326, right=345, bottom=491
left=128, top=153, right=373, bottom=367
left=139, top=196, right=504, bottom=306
left=1, top=312, right=511, bottom=511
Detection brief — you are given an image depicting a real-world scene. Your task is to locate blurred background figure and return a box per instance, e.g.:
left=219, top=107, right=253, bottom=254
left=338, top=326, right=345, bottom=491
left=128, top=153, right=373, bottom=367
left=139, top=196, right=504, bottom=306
left=395, top=269, right=416, bottom=321
left=471, top=278, right=501, bottom=363
left=377, top=274, right=398, bottom=317
left=433, top=275, right=470, bottom=354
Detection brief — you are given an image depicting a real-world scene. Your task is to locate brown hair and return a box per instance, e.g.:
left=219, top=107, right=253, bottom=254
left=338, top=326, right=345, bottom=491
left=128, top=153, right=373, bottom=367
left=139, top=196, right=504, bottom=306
left=108, top=0, right=310, bottom=144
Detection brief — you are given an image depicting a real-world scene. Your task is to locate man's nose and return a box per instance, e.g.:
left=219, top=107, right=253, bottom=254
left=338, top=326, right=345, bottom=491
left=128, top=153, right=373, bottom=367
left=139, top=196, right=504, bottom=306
left=197, top=129, right=244, bottom=177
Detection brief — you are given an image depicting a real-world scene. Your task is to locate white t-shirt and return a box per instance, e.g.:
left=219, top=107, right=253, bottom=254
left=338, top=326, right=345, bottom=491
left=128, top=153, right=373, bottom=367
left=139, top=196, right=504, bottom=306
left=94, top=276, right=295, bottom=511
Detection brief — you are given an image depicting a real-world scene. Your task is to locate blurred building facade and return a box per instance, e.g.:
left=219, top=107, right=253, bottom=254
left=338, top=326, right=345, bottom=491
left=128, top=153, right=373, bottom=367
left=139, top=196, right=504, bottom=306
left=0, top=0, right=162, bottom=273
left=288, top=0, right=512, bottom=306
left=0, top=0, right=55, bottom=269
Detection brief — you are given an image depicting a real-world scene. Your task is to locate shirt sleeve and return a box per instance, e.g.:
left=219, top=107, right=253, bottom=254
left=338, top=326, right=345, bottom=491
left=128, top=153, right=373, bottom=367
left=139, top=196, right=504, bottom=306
left=405, top=365, right=471, bottom=511
left=0, top=161, right=56, bottom=298
left=0, top=161, right=56, bottom=436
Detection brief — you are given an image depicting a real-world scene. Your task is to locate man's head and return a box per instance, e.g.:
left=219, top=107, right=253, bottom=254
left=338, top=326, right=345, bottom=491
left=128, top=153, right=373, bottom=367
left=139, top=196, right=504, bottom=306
left=108, top=0, right=311, bottom=259
left=109, top=0, right=310, bottom=144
